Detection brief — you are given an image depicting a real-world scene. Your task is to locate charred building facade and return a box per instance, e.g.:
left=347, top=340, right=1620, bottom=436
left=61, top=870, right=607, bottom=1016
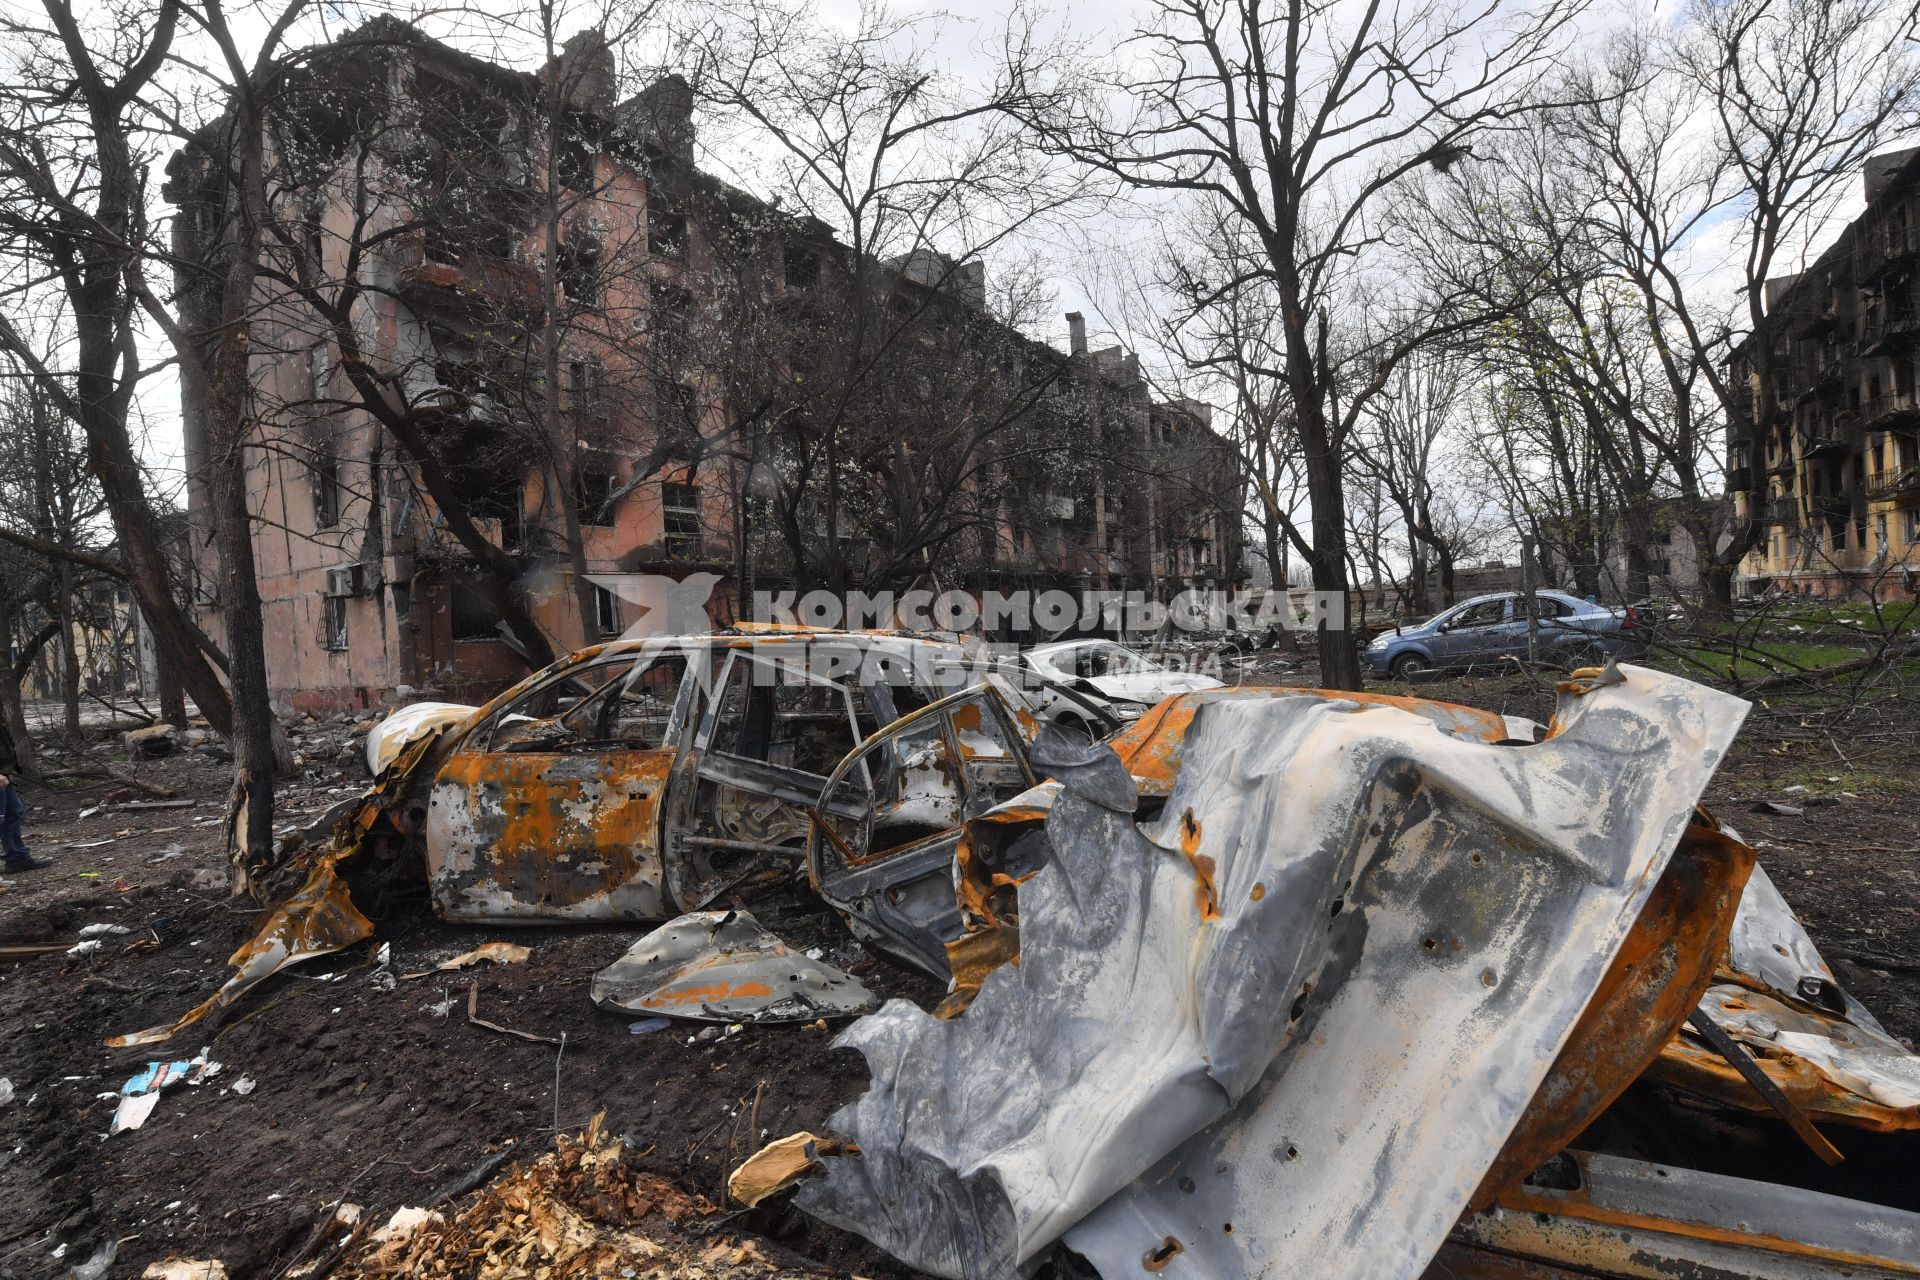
left=1729, top=149, right=1920, bottom=599
left=168, top=21, right=1244, bottom=710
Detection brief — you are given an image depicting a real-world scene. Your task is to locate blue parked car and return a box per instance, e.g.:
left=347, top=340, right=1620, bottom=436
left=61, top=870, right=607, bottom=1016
left=1363, top=591, right=1648, bottom=680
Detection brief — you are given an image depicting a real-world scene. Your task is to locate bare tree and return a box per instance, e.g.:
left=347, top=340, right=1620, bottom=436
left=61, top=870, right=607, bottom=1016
left=0, top=0, right=239, bottom=733
left=1009, top=0, right=1590, bottom=687
left=680, top=0, right=1094, bottom=597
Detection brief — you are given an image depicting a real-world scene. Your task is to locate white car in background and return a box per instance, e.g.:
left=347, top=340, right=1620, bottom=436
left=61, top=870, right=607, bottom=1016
left=1020, top=639, right=1225, bottom=733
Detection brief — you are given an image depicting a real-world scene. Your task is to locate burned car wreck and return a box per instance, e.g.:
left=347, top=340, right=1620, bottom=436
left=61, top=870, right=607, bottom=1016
left=113, top=639, right=1920, bottom=1278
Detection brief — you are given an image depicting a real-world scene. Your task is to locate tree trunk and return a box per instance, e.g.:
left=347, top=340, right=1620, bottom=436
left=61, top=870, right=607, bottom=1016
left=55, top=565, right=80, bottom=739
left=1305, top=450, right=1361, bottom=689
left=156, top=645, right=187, bottom=726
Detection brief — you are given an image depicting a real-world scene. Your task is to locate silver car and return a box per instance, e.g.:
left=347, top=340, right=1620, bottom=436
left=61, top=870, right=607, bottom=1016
left=1364, top=591, right=1647, bottom=680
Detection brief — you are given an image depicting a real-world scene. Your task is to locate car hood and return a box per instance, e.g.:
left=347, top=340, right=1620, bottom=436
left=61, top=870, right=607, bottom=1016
left=1087, top=671, right=1225, bottom=703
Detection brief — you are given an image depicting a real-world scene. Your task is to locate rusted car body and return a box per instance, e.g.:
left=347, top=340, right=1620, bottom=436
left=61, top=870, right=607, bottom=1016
left=113, top=630, right=1096, bottom=1045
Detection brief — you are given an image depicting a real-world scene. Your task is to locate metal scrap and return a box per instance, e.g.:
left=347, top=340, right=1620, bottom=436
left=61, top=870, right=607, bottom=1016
left=590, top=910, right=875, bottom=1024
left=791, top=666, right=1748, bottom=1280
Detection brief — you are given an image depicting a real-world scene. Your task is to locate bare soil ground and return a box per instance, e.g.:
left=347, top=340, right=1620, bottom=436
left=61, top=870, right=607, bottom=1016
left=0, top=663, right=1915, bottom=1278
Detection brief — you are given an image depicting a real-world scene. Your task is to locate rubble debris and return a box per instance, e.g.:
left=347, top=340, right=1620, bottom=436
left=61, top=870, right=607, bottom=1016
left=61, top=1240, right=116, bottom=1280
left=112, top=1049, right=222, bottom=1134
left=590, top=910, right=876, bottom=1024
left=402, top=941, right=531, bottom=979
left=1753, top=800, right=1805, bottom=816
left=123, top=724, right=179, bottom=759
left=627, top=1016, right=672, bottom=1035
left=791, top=668, right=1749, bottom=1279
left=78, top=923, right=132, bottom=937
left=334, top=1115, right=828, bottom=1279
left=0, top=1077, right=12, bottom=1106
left=140, top=1260, right=228, bottom=1280
left=728, top=1132, right=846, bottom=1208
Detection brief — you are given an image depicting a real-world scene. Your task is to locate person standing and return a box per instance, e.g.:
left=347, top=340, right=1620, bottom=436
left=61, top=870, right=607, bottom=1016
left=0, top=773, right=49, bottom=872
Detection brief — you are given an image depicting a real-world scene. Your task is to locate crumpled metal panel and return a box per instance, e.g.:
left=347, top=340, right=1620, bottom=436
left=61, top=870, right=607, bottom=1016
left=590, top=910, right=876, bottom=1023
left=795, top=666, right=1747, bottom=1280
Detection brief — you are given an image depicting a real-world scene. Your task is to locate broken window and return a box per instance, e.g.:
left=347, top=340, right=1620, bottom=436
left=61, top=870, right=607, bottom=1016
left=663, top=482, right=702, bottom=558
left=708, top=654, right=878, bottom=776
left=648, top=283, right=691, bottom=357
left=577, top=470, right=616, bottom=526
left=322, top=594, right=348, bottom=651
left=655, top=379, right=699, bottom=457
left=557, top=236, right=602, bottom=306
left=555, top=114, right=601, bottom=194
left=593, top=583, right=621, bottom=636
left=568, top=358, right=609, bottom=425
left=785, top=244, right=820, bottom=291
left=649, top=208, right=687, bottom=261
left=308, top=343, right=334, bottom=407
left=450, top=582, right=501, bottom=643
left=312, top=451, right=341, bottom=529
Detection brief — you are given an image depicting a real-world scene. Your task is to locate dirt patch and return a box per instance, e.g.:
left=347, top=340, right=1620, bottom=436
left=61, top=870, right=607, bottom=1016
left=0, top=754, right=925, bottom=1278
left=1, top=668, right=1916, bottom=1277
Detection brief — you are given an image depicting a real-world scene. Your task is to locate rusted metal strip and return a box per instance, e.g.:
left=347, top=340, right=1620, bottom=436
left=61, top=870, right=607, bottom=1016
left=1686, top=1007, right=1845, bottom=1165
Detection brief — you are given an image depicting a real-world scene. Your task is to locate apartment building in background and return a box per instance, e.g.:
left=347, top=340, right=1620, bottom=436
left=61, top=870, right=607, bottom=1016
left=1729, top=148, right=1920, bottom=599
left=168, top=20, right=1244, bottom=710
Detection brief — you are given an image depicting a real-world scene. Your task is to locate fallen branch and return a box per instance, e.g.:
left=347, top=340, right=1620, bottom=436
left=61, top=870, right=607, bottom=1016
left=465, top=980, right=561, bottom=1046
left=425, top=1144, right=521, bottom=1208
left=37, top=762, right=177, bottom=798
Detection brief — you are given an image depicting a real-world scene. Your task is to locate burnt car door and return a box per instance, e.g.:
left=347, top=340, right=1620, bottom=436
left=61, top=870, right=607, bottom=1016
left=806, top=680, right=1038, bottom=978
left=661, top=644, right=890, bottom=912
left=425, top=647, right=696, bottom=921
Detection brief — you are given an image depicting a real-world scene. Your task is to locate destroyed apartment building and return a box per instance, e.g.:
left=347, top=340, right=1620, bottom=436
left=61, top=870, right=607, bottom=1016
left=1729, top=146, right=1920, bottom=599
left=164, top=18, right=1245, bottom=713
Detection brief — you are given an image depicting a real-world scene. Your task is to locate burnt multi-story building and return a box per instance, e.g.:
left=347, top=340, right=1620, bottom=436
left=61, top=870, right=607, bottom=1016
left=169, top=20, right=1244, bottom=709
left=1729, top=149, right=1920, bottom=598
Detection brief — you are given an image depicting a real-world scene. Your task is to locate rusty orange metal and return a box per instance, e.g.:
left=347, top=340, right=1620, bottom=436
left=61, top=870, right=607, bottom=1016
left=1646, top=1029, right=1920, bottom=1133
left=1469, top=818, right=1756, bottom=1209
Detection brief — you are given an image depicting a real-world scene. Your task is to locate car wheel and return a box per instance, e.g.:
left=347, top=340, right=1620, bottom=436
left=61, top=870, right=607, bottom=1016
left=1390, top=652, right=1429, bottom=680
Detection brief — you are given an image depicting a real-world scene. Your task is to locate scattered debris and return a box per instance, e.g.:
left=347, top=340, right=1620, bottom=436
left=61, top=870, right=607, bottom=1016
left=123, top=724, right=179, bottom=759
left=1754, top=800, right=1806, bottom=816
left=65, top=939, right=102, bottom=958
left=334, top=1116, right=820, bottom=1279
left=78, top=923, right=133, bottom=938
left=111, top=1049, right=222, bottom=1135
left=402, top=941, right=530, bottom=980
left=590, top=910, right=876, bottom=1024
left=627, top=1016, right=672, bottom=1035
left=0, top=1077, right=12, bottom=1106
left=61, top=1240, right=117, bottom=1280
left=139, top=1259, right=228, bottom=1280
left=729, top=1132, right=843, bottom=1208
left=230, top=1077, right=257, bottom=1096
left=465, top=981, right=561, bottom=1046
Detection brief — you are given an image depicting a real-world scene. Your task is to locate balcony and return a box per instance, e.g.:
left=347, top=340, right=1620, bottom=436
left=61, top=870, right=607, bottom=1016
left=1867, top=464, right=1920, bottom=507
left=399, top=240, right=542, bottom=313
left=1860, top=224, right=1916, bottom=279
left=1761, top=497, right=1798, bottom=525
left=1810, top=491, right=1850, bottom=521
left=1858, top=311, right=1920, bottom=354
left=1862, top=393, right=1920, bottom=430
left=1799, top=420, right=1851, bottom=456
